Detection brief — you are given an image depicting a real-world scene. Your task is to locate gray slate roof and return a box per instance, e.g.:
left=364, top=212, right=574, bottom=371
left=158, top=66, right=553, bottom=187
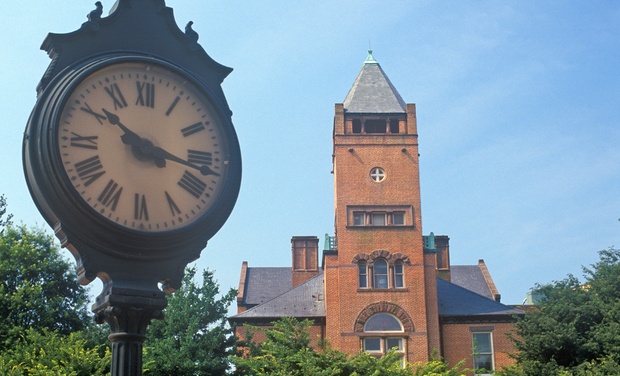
left=232, top=266, right=521, bottom=321
left=450, top=265, right=494, bottom=300
left=342, top=52, right=406, bottom=114
left=232, top=273, right=325, bottom=319
left=437, top=278, right=523, bottom=317
left=243, top=267, right=291, bottom=306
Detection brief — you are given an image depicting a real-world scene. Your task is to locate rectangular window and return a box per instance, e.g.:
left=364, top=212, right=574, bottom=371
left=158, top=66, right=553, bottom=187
left=353, top=212, right=366, bottom=226
left=347, top=206, right=413, bottom=227
left=473, top=332, right=494, bottom=374
left=358, top=262, right=368, bottom=288
left=392, top=212, right=405, bottom=225
left=386, top=338, right=403, bottom=351
left=363, top=338, right=405, bottom=368
left=394, top=263, right=404, bottom=288
left=363, top=337, right=382, bottom=353
left=371, top=212, right=387, bottom=226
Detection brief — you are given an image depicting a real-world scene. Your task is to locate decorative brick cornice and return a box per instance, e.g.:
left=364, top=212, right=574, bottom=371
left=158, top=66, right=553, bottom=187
left=352, top=253, right=370, bottom=263
left=352, top=251, right=412, bottom=265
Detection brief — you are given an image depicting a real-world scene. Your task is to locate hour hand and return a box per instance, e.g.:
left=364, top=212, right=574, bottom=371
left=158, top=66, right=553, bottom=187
left=101, top=108, right=141, bottom=146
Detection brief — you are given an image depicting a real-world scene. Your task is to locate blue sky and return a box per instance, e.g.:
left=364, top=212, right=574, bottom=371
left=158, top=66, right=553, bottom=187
left=1, top=1, right=618, bottom=307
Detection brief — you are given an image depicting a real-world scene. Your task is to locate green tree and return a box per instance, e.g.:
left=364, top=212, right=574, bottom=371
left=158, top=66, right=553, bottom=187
left=0, top=224, right=91, bottom=348
left=233, top=317, right=465, bottom=376
left=0, top=194, right=12, bottom=230
left=144, top=266, right=237, bottom=376
left=509, top=247, right=620, bottom=375
left=0, top=328, right=110, bottom=375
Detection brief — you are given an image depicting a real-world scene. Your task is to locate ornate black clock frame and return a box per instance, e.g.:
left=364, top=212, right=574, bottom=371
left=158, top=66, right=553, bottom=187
left=23, top=1, right=241, bottom=374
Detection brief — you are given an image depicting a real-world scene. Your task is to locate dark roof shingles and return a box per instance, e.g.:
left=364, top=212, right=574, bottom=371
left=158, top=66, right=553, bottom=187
left=343, top=62, right=406, bottom=114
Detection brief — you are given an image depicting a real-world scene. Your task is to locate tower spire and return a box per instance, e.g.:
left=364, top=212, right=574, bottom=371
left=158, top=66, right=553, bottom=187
left=364, top=49, right=377, bottom=64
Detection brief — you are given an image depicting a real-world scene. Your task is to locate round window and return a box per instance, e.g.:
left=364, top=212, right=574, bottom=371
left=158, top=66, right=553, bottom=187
left=370, top=167, right=385, bottom=182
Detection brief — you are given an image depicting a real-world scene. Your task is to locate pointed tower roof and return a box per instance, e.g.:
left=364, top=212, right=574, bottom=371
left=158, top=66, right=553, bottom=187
left=342, top=50, right=406, bottom=114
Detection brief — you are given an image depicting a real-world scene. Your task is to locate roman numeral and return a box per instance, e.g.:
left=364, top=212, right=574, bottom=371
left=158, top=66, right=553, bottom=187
left=69, top=133, right=98, bottom=150
left=97, top=179, right=123, bottom=211
left=166, top=96, right=181, bottom=116
left=135, top=81, right=155, bottom=108
left=178, top=170, right=207, bottom=198
left=74, top=155, right=105, bottom=186
left=165, top=191, right=182, bottom=216
left=187, top=150, right=212, bottom=166
left=104, top=83, right=128, bottom=110
left=80, top=103, right=106, bottom=124
left=180, top=122, right=205, bottom=137
left=134, top=193, right=149, bottom=221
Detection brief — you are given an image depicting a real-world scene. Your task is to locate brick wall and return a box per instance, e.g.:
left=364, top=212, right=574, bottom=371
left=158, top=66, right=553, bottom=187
left=441, top=321, right=518, bottom=373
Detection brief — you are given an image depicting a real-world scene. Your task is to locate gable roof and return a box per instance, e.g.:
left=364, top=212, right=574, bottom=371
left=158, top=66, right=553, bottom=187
left=242, top=267, right=291, bottom=306
left=231, top=273, right=325, bottom=320
left=342, top=51, right=406, bottom=114
left=450, top=265, right=494, bottom=300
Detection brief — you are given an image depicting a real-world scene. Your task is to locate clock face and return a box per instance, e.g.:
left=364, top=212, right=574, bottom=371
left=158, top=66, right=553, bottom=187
left=56, top=61, right=230, bottom=232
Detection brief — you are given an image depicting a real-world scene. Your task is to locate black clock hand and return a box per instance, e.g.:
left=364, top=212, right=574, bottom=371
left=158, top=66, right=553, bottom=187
left=101, top=108, right=166, bottom=167
left=150, top=146, right=221, bottom=176
left=101, top=109, right=143, bottom=146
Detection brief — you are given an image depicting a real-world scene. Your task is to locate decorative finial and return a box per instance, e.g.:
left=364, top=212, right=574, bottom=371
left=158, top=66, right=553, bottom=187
left=364, top=49, right=377, bottom=64
left=185, top=21, right=199, bottom=43
left=87, top=1, right=104, bottom=22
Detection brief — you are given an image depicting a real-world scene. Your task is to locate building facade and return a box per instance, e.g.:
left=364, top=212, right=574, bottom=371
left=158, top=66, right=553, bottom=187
left=230, top=52, right=522, bottom=373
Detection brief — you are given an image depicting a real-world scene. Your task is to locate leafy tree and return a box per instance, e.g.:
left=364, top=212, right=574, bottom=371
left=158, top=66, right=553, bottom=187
left=0, top=224, right=91, bottom=348
left=508, top=247, right=620, bottom=375
left=233, top=317, right=466, bottom=375
left=0, top=328, right=110, bottom=375
left=144, top=266, right=237, bottom=376
left=0, top=194, right=12, bottom=230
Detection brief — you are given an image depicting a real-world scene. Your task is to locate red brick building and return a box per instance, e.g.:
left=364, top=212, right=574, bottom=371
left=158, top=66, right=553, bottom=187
left=230, top=51, right=522, bottom=373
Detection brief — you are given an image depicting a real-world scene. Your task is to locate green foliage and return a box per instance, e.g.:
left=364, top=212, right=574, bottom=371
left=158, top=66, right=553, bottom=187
left=0, top=194, right=13, bottom=230
left=0, top=328, right=110, bottom=375
left=144, top=266, right=237, bottom=376
left=510, top=247, right=620, bottom=375
left=0, top=224, right=90, bottom=349
left=233, top=317, right=466, bottom=376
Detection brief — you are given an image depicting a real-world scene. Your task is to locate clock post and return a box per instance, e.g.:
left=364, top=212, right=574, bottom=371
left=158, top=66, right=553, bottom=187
left=22, top=1, right=241, bottom=375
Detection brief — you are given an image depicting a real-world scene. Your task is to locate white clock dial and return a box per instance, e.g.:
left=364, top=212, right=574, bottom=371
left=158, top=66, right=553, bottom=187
left=57, top=62, right=229, bottom=232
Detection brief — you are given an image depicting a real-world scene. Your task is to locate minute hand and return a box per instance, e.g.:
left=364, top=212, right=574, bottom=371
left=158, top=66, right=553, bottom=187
left=150, top=146, right=220, bottom=177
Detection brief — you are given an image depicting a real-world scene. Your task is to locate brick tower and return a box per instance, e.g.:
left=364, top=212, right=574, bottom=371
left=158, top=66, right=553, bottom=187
left=323, top=51, right=441, bottom=362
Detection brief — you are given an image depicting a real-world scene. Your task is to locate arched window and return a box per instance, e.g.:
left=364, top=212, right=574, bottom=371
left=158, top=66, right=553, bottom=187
left=358, top=261, right=368, bottom=288
left=364, top=313, right=403, bottom=332
left=394, top=260, right=404, bottom=288
left=362, top=313, right=405, bottom=366
left=373, top=259, right=388, bottom=288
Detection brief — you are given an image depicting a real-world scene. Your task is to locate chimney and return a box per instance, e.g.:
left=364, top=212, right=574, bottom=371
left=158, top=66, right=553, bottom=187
left=291, top=236, right=319, bottom=287
left=434, top=235, right=451, bottom=281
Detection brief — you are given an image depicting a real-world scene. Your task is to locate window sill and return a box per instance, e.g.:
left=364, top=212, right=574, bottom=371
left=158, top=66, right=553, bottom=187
left=357, top=288, right=409, bottom=293
left=347, top=225, right=415, bottom=230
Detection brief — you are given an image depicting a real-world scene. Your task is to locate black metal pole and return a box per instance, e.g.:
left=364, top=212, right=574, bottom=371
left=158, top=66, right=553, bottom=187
left=94, top=286, right=167, bottom=376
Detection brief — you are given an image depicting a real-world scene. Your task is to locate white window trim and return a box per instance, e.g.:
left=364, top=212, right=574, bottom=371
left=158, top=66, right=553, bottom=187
left=472, top=332, right=494, bottom=375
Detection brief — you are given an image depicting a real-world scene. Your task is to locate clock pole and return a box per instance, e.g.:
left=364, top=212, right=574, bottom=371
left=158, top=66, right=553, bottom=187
left=93, top=287, right=167, bottom=376
left=23, top=1, right=241, bottom=376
